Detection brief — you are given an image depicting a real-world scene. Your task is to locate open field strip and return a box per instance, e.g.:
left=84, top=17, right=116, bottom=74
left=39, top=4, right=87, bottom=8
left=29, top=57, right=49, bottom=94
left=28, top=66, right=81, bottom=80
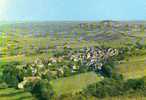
left=0, top=88, right=35, bottom=100
left=116, top=55, right=146, bottom=79
left=50, top=72, right=102, bottom=95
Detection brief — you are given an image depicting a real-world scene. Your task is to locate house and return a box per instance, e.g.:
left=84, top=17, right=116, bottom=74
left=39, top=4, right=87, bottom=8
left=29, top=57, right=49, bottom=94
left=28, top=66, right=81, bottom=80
left=18, top=76, right=41, bottom=89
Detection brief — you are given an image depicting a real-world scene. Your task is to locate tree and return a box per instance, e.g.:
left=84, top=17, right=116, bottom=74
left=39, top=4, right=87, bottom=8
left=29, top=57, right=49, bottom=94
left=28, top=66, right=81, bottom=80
left=124, top=79, right=144, bottom=90
left=101, top=64, right=112, bottom=77
left=85, top=78, right=125, bottom=98
left=63, top=67, right=71, bottom=77
left=2, top=62, right=24, bottom=87
left=25, top=79, right=54, bottom=100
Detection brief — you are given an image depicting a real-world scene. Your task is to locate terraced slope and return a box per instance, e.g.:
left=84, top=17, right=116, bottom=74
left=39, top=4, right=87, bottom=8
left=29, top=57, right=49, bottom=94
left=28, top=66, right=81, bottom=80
left=0, top=88, right=35, bottom=100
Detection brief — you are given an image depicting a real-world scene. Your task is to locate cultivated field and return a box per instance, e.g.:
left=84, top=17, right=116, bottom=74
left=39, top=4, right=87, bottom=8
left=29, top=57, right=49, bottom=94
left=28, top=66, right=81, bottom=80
left=50, top=72, right=101, bottom=95
left=0, top=88, right=35, bottom=100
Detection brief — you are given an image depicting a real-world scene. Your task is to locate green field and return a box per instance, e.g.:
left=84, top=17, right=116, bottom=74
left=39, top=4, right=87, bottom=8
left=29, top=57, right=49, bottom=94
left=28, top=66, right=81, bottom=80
left=0, top=88, right=35, bottom=100
left=115, top=55, right=146, bottom=79
left=50, top=72, right=101, bottom=95
left=1, top=21, right=146, bottom=99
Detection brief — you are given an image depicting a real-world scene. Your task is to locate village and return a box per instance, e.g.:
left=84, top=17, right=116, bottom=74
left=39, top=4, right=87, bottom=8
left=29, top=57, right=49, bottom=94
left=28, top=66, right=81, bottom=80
left=1, top=21, right=146, bottom=100
left=16, top=46, right=119, bottom=89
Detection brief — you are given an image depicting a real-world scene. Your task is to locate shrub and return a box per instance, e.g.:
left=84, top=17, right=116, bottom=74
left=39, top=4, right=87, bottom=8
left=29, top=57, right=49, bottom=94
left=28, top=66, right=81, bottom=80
left=124, top=79, right=144, bottom=90
left=85, top=78, right=124, bottom=98
left=2, top=62, right=23, bottom=87
left=101, top=65, right=112, bottom=77
left=111, top=72, right=123, bottom=80
left=78, top=65, right=88, bottom=73
left=63, top=67, right=72, bottom=77
left=0, top=82, right=8, bottom=89
left=25, top=79, right=54, bottom=100
left=53, top=50, right=65, bottom=57
left=85, top=77, right=146, bottom=98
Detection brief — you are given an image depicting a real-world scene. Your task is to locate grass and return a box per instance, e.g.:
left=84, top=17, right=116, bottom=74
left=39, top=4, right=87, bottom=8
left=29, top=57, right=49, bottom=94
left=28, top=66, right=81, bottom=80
left=115, top=55, right=146, bottom=79
left=0, top=32, right=6, bottom=46
left=100, top=96, right=146, bottom=100
left=0, top=88, right=35, bottom=100
left=0, top=53, right=54, bottom=63
left=50, top=72, right=102, bottom=95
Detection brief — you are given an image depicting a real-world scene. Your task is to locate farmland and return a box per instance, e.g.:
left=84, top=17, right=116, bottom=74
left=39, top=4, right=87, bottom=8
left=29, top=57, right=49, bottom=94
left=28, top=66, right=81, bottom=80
left=115, top=55, right=146, bottom=79
left=1, top=21, right=146, bottom=99
left=0, top=88, right=35, bottom=100
left=50, top=72, right=101, bottom=95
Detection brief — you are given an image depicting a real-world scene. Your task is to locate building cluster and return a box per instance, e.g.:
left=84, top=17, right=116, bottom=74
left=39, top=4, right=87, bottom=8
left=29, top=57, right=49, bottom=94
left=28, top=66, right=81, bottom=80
left=17, top=46, right=119, bottom=89
left=69, top=47, right=119, bottom=71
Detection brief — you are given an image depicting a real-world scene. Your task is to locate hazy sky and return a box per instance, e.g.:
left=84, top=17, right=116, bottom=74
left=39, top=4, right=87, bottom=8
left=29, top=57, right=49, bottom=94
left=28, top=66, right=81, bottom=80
left=1, top=0, right=146, bottom=21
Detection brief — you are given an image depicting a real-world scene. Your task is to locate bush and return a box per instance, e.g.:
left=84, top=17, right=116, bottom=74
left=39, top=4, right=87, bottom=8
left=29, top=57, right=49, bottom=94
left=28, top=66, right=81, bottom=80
left=0, top=82, right=8, bottom=89
left=25, top=79, right=54, bottom=100
left=124, top=79, right=144, bottom=90
left=2, top=62, right=23, bottom=87
left=111, top=72, right=123, bottom=80
left=101, top=65, right=112, bottom=77
left=78, top=65, right=88, bottom=73
left=85, top=77, right=146, bottom=98
left=63, top=67, right=72, bottom=77
left=85, top=78, right=124, bottom=98
left=53, top=50, right=65, bottom=57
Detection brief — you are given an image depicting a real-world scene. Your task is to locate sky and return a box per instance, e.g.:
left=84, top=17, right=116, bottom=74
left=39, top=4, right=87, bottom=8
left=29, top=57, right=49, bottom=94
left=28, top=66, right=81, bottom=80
left=0, top=0, right=146, bottom=21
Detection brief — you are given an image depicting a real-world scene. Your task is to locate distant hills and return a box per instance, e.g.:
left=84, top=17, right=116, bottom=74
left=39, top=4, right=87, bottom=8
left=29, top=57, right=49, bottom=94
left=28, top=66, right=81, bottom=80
left=0, top=21, right=146, bottom=41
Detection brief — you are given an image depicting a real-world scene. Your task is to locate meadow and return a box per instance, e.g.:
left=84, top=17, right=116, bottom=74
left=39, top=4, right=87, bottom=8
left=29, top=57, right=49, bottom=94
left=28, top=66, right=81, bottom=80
left=0, top=88, right=35, bottom=100
left=50, top=72, right=101, bottom=95
left=115, top=55, right=146, bottom=79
